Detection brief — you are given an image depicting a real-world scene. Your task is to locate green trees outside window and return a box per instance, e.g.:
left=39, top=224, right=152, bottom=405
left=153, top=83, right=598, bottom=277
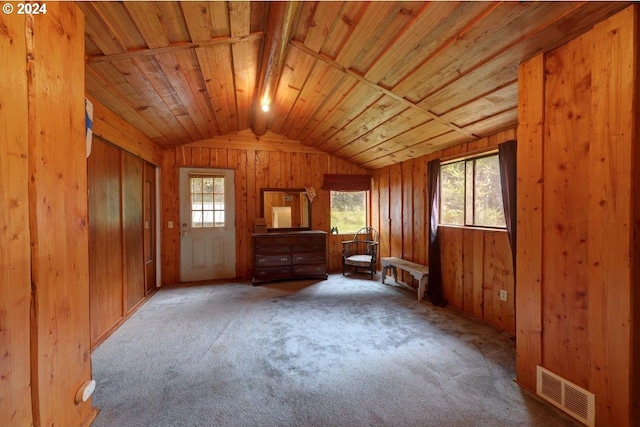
left=439, top=154, right=505, bottom=228
left=330, top=191, right=367, bottom=234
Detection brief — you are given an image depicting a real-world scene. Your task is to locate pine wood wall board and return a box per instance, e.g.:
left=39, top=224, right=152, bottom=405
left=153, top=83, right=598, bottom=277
left=235, top=150, right=248, bottom=278
left=461, top=229, right=477, bottom=316
left=389, top=164, right=403, bottom=259
left=515, top=53, right=544, bottom=393
left=365, top=1, right=490, bottom=86
left=180, top=2, right=219, bottom=43
left=483, top=231, right=515, bottom=334
left=88, top=139, right=125, bottom=345
left=90, top=1, right=147, bottom=49
left=419, top=51, right=518, bottom=117
left=317, top=94, right=407, bottom=153
left=333, top=2, right=398, bottom=69
left=280, top=65, right=347, bottom=137
left=440, top=228, right=465, bottom=310
left=440, top=82, right=518, bottom=128
left=588, top=7, right=637, bottom=426
left=86, top=67, right=168, bottom=145
left=411, top=158, right=428, bottom=267
left=397, top=2, right=578, bottom=102
left=302, top=82, right=380, bottom=148
left=77, top=2, right=128, bottom=55
left=317, top=2, right=368, bottom=60
left=542, top=34, right=592, bottom=388
left=298, top=2, right=343, bottom=53
left=462, top=109, right=518, bottom=139
left=377, top=168, right=391, bottom=259
left=231, top=39, right=260, bottom=130
left=134, top=55, right=204, bottom=142
left=371, top=169, right=381, bottom=262
left=156, top=50, right=219, bottom=139
left=122, top=153, right=146, bottom=313
left=110, top=57, right=194, bottom=143
left=161, top=148, right=179, bottom=285
left=143, top=162, right=157, bottom=294
left=89, top=95, right=164, bottom=166
left=333, top=108, right=430, bottom=159
left=291, top=78, right=359, bottom=142
left=346, top=119, right=450, bottom=165
left=155, top=3, right=190, bottom=43
left=0, top=11, right=32, bottom=427
left=29, top=4, right=96, bottom=424
left=196, top=45, right=238, bottom=134
left=350, top=1, right=429, bottom=75
left=90, top=61, right=182, bottom=145
left=361, top=131, right=470, bottom=169
left=400, top=161, right=414, bottom=283
left=269, top=50, right=317, bottom=134
left=124, top=2, right=170, bottom=49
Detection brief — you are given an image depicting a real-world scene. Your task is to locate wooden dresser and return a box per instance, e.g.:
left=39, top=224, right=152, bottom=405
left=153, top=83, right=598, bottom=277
left=252, top=231, right=328, bottom=284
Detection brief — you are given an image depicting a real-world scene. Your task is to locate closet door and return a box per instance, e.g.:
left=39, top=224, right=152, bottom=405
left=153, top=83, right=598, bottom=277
left=143, top=162, right=156, bottom=294
left=88, top=138, right=123, bottom=344
left=122, top=152, right=145, bottom=313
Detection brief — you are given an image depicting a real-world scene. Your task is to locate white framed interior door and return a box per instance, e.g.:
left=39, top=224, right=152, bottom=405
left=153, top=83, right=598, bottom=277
left=179, top=168, right=235, bottom=282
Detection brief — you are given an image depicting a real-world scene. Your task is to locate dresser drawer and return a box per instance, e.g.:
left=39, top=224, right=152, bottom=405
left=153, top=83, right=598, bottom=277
left=254, top=266, right=292, bottom=280
left=291, top=242, right=325, bottom=252
left=255, top=245, right=291, bottom=254
left=293, top=264, right=327, bottom=276
left=255, top=254, right=291, bottom=266
left=254, top=236, right=298, bottom=247
left=292, top=252, right=325, bottom=264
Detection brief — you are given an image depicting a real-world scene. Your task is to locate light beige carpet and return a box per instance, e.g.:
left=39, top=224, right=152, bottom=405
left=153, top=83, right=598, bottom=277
left=90, top=273, right=579, bottom=427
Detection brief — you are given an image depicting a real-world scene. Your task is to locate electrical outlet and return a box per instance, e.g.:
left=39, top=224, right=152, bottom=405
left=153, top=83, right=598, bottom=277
left=499, top=289, right=507, bottom=302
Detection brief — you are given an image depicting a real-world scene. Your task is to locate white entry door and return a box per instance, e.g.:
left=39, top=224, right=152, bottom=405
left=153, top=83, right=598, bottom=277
left=179, top=168, right=235, bottom=282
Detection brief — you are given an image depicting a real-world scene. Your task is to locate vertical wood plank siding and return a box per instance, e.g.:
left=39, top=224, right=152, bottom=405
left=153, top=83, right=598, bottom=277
left=0, top=11, right=33, bottom=427
left=28, top=4, right=97, bottom=426
left=517, top=6, right=639, bottom=425
left=160, top=131, right=371, bottom=284
left=371, top=129, right=517, bottom=334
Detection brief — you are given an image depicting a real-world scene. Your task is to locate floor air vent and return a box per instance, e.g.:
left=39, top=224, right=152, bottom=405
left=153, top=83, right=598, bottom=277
left=536, top=366, right=595, bottom=427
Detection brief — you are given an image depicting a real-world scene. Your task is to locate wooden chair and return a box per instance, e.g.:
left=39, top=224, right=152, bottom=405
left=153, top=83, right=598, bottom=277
left=342, top=227, right=379, bottom=279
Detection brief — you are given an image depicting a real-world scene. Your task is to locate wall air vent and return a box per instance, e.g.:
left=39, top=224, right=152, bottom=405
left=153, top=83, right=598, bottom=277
left=536, top=365, right=595, bottom=427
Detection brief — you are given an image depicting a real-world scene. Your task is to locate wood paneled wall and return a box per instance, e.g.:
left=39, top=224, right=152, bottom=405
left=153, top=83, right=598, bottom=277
left=88, top=138, right=157, bottom=348
left=161, top=130, right=370, bottom=284
left=0, top=4, right=97, bottom=426
left=88, top=94, right=164, bottom=166
left=516, top=6, right=639, bottom=426
left=0, top=11, right=32, bottom=427
left=372, top=129, right=516, bottom=334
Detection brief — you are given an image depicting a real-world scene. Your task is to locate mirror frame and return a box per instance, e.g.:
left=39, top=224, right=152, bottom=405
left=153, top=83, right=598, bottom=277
left=260, top=188, right=311, bottom=232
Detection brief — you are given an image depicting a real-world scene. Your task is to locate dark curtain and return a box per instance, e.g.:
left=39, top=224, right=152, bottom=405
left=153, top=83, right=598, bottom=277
left=427, top=159, right=446, bottom=307
left=322, top=174, right=371, bottom=191
left=498, top=140, right=517, bottom=274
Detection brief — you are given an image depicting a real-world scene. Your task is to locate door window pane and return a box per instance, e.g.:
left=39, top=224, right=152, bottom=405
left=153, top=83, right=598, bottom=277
left=190, top=175, right=225, bottom=228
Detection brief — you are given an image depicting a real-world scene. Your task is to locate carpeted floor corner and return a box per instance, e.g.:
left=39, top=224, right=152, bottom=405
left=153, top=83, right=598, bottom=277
left=90, top=274, right=580, bottom=427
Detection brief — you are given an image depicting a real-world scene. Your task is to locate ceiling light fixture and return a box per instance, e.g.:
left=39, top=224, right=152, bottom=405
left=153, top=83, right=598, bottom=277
left=261, top=101, right=270, bottom=112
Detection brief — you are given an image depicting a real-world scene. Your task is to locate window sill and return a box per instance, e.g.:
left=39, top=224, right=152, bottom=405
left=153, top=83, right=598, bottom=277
left=438, top=224, right=507, bottom=233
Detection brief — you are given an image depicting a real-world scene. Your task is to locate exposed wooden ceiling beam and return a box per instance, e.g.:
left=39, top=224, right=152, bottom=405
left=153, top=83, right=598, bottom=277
left=86, top=32, right=264, bottom=63
left=252, top=1, right=301, bottom=137
left=289, top=40, right=477, bottom=140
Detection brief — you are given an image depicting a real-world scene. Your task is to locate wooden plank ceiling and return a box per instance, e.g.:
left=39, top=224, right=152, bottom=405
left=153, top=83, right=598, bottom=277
left=81, top=1, right=628, bottom=169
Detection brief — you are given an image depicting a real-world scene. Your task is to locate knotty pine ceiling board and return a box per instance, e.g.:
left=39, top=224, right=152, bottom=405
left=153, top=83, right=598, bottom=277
left=80, top=1, right=630, bottom=168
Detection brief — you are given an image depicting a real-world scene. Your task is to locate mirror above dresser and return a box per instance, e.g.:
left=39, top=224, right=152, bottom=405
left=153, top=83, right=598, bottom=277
left=260, top=188, right=310, bottom=231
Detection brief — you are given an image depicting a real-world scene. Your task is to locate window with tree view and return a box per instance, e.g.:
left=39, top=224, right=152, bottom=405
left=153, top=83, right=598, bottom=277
left=439, top=154, right=505, bottom=228
left=330, top=191, right=367, bottom=234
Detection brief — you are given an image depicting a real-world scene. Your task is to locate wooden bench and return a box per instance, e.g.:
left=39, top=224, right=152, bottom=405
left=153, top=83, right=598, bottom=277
left=381, top=257, right=429, bottom=302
